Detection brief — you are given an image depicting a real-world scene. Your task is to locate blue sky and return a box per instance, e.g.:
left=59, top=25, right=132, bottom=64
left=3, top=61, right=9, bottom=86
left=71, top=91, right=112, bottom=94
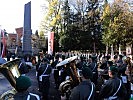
left=0, top=0, right=46, bottom=33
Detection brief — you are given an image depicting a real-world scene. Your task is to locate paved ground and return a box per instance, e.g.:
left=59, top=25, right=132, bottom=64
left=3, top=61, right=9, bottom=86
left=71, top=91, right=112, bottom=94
left=0, top=66, right=61, bottom=100
left=0, top=74, right=13, bottom=95
left=0, top=57, right=63, bottom=99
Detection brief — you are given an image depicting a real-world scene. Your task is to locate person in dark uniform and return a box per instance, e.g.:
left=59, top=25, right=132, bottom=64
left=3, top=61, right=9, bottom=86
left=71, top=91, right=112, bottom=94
left=18, top=58, right=29, bottom=76
left=12, top=52, right=16, bottom=59
left=76, top=56, right=86, bottom=70
left=13, top=76, right=40, bottom=100
left=88, top=55, right=98, bottom=85
left=59, top=57, right=80, bottom=89
left=6, top=51, right=11, bottom=61
left=51, top=54, right=60, bottom=89
left=101, top=60, right=114, bottom=75
left=99, top=66, right=127, bottom=100
left=69, top=67, right=95, bottom=100
left=37, top=58, right=52, bottom=100
left=58, top=54, right=66, bottom=84
left=36, top=52, right=45, bottom=91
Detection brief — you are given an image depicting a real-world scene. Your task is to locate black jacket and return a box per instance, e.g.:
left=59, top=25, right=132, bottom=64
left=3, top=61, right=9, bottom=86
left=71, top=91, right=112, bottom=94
left=99, top=76, right=127, bottom=100
left=37, top=63, right=52, bottom=76
left=69, top=80, right=95, bottom=100
left=14, top=91, right=40, bottom=100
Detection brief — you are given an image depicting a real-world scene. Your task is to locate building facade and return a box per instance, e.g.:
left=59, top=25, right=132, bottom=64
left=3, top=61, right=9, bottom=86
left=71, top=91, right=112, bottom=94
left=7, top=33, right=17, bottom=53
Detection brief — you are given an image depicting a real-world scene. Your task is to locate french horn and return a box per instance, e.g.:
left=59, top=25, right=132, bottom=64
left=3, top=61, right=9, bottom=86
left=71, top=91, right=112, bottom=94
left=0, top=59, right=21, bottom=100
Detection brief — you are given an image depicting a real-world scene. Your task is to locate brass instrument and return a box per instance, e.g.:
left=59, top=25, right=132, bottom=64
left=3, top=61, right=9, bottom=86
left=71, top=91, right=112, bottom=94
left=59, top=80, right=72, bottom=97
left=59, top=66, right=81, bottom=99
left=0, top=59, right=21, bottom=100
left=59, top=67, right=81, bottom=98
left=55, top=56, right=81, bottom=98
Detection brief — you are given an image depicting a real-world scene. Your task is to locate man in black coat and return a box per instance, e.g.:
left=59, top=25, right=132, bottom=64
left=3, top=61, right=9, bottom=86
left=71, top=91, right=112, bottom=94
left=69, top=67, right=95, bottom=100
left=99, top=66, right=127, bottom=100
left=6, top=51, right=11, bottom=61
left=51, top=54, right=60, bottom=89
left=88, top=55, right=98, bottom=85
left=37, top=58, right=52, bottom=100
left=14, top=76, right=40, bottom=100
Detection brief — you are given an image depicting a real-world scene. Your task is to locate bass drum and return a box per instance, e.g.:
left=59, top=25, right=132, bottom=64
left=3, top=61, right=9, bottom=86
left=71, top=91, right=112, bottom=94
left=59, top=80, right=73, bottom=98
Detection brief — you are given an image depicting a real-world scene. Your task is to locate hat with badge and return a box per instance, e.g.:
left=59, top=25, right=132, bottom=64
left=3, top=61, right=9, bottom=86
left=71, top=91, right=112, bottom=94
left=81, top=67, right=93, bottom=79
left=16, top=76, right=31, bottom=91
left=109, top=66, right=118, bottom=73
left=42, top=58, right=49, bottom=62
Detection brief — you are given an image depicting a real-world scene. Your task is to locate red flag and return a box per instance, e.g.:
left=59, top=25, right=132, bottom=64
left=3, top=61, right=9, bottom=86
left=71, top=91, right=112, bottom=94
left=48, top=32, right=54, bottom=55
left=1, top=30, right=6, bottom=58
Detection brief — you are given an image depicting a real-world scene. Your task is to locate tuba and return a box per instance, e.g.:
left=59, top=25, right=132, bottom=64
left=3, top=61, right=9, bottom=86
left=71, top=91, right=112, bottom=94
left=56, top=56, right=81, bottom=98
left=0, top=59, right=21, bottom=100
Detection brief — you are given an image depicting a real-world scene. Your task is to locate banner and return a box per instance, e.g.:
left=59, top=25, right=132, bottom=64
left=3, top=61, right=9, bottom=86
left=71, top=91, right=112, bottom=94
left=1, top=30, right=6, bottom=58
left=48, top=32, right=54, bottom=55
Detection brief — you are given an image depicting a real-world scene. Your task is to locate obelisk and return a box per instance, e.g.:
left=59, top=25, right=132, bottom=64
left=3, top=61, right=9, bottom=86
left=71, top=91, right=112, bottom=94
left=22, top=1, right=32, bottom=56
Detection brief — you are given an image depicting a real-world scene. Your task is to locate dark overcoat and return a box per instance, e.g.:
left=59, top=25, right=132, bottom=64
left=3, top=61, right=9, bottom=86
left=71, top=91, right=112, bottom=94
left=69, top=80, right=95, bottom=100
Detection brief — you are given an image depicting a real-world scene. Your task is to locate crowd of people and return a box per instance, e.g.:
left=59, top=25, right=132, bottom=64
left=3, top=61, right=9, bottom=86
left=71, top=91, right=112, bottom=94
left=11, top=51, right=133, bottom=100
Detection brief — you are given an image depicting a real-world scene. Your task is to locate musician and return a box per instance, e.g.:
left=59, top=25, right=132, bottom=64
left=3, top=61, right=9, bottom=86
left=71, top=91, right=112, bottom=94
left=117, top=55, right=123, bottom=66
left=51, top=54, right=60, bottom=89
left=101, top=61, right=113, bottom=75
left=76, top=56, right=86, bottom=70
left=14, top=76, right=40, bottom=100
left=58, top=54, right=66, bottom=83
left=69, top=67, right=95, bottom=100
left=88, top=55, right=98, bottom=85
left=37, top=58, right=52, bottom=100
left=36, top=52, right=45, bottom=92
left=18, top=58, right=29, bottom=76
left=36, top=51, right=44, bottom=70
left=113, top=55, right=118, bottom=66
left=6, top=51, right=11, bottom=61
left=65, top=59, right=80, bottom=87
left=120, top=57, right=131, bottom=100
left=99, top=66, right=127, bottom=100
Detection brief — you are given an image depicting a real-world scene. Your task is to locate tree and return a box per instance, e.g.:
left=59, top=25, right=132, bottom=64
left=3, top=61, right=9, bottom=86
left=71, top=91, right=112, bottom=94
left=85, top=0, right=103, bottom=53
left=101, top=0, right=133, bottom=54
left=58, top=0, right=103, bottom=51
left=109, top=0, right=133, bottom=54
left=40, top=0, right=105, bottom=52
left=40, top=0, right=63, bottom=52
left=101, top=1, right=113, bottom=54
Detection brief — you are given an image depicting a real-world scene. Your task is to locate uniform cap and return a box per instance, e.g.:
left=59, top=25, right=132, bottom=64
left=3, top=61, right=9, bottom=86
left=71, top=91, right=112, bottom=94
left=109, top=66, right=118, bottom=73
left=42, top=58, right=49, bottom=62
left=81, top=67, right=93, bottom=79
left=16, top=76, right=31, bottom=90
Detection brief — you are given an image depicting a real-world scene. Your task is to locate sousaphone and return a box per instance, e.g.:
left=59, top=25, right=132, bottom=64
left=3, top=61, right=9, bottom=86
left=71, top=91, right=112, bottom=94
left=0, top=59, right=21, bottom=100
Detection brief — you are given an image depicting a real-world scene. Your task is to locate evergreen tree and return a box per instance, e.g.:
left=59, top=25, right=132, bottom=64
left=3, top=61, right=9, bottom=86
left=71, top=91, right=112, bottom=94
left=85, top=0, right=103, bottom=52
